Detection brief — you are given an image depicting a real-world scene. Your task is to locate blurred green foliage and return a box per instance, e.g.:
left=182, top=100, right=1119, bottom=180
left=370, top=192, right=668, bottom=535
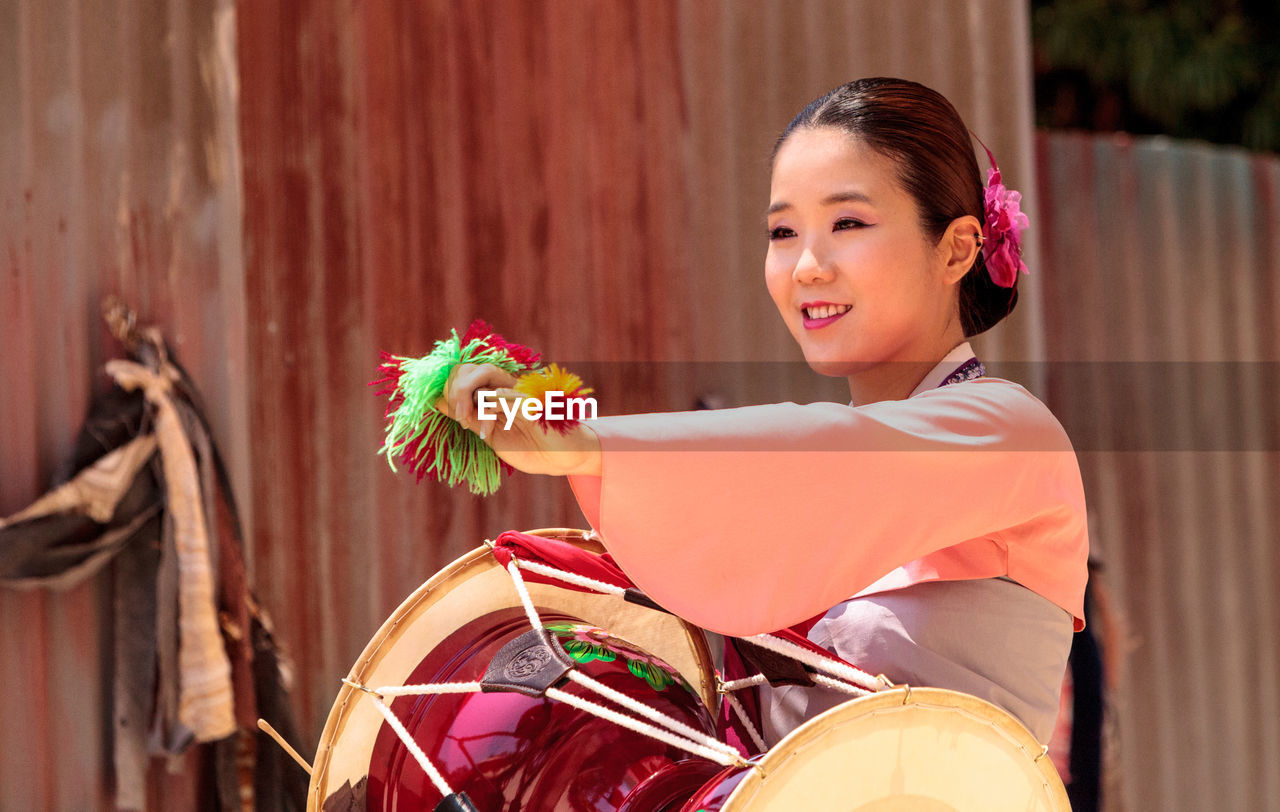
left=1033, top=0, right=1280, bottom=152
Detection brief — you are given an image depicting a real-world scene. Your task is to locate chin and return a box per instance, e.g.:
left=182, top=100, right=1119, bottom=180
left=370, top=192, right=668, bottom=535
left=803, top=357, right=865, bottom=378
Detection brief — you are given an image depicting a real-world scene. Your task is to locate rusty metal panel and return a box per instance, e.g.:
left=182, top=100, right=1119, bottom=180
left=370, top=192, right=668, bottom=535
left=234, top=0, right=1047, bottom=749
left=0, top=0, right=245, bottom=807
left=17, top=0, right=1234, bottom=807
left=1038, top=131, right=1280, bottom=811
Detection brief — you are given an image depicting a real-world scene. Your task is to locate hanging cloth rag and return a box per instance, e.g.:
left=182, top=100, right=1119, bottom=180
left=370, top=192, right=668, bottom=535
left=0, top=302, right=307, bottom=811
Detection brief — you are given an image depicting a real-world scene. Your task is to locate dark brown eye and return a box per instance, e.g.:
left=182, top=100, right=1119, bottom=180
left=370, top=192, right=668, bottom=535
left=833, top=218, right=867, bottom=231
left=769, top=226, right=796, bottom=241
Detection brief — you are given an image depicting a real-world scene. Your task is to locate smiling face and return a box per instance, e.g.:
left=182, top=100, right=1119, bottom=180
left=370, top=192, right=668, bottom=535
left=765, top=126, right=968, bottom=397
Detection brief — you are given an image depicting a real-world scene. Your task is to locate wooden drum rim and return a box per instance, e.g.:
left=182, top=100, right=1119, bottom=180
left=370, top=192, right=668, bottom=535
left=721, top=686, right=1071, bottom=811
left=307, top=527, right=719, bottom=811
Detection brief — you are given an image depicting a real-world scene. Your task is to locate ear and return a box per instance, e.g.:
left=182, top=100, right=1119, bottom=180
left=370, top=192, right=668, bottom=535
left=938, top=215, right=983, bottom=286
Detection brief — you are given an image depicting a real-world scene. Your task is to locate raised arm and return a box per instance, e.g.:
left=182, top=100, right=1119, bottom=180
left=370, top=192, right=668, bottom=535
left=566, top=378, right=1088, bottom=636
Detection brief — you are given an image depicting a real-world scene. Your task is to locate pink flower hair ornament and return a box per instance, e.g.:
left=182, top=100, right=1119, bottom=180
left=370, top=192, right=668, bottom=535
left=978, top=143, right=1030, bottom=288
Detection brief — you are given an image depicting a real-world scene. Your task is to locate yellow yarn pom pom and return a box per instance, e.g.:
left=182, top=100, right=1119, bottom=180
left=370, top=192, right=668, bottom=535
left=514, top=363, right=593, bottom=401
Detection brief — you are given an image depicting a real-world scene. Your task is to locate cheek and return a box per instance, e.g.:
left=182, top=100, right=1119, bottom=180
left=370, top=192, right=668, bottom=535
left=831, top=230, right=890, bottom=268
left=763, top=252, right=793, bottom=308
left=850, top=235, right=925, bottom=292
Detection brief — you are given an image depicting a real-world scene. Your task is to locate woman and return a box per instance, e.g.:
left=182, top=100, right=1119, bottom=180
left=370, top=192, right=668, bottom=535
left=439, top=77, right=1088, bottom=745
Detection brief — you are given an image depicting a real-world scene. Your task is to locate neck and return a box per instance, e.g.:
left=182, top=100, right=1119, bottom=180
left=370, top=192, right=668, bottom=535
left=845, top=329, right=968, bottom=407
left=846, top=361, right=938, bottom=407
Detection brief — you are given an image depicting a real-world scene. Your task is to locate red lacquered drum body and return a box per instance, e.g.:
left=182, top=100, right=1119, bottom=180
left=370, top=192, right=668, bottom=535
left=366, top=610, right=716, bottom=810
left=308, top=531, right=720, bottom=812
left=674, top=765, right=749, bottom=812
left=310, top=530, right=1071, bottom=812
left=615, top=760, right=727, bottom=812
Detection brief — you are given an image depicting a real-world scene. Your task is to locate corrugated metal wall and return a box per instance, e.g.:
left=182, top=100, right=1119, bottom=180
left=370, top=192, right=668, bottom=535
left=234, top=0, right=1047, bottom=750
left=9, top=1, right=1278, bottom=810
left=0, top=0, right=245, bottom=808
left=1037, top=131, right=1280, bottom=811
left=3, top=2, right=1045, bottom=805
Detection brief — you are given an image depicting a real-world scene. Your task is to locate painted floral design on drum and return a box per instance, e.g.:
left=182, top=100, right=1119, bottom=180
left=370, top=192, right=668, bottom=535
left=545, top=623, right=687, bottom=694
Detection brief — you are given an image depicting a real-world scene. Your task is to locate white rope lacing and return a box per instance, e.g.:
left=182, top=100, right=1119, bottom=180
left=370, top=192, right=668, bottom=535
left=376, top=682, right=483, bottom=698
left=725, top=691, right=769, bottom=754
left=505, top=558, right=545, bottom=632
left=508, top=555, right=883, bottom=698
left=718, top=669, right=876, bottom=699
left=355, top=544, right=896, bottom=786
left=515, top=558, right=628, bottom=596
left=500, top=553, right=747, bottom=767
left=369, top=693, right=456, bottom=798
left=714, top=672, right=867, bottom=754
left=745, top=633, right=882, bottom=694
left=719, top=674, right=768, bottom=693
left=811, top=672, right=873, bottom=697
left=565, top=669, right=742, bottom=762
left=543, top=686, right=742, bottom=766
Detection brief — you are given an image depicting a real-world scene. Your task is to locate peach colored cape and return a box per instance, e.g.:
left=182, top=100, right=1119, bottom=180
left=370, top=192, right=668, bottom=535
left=569, top=376, right=1088, bottom=637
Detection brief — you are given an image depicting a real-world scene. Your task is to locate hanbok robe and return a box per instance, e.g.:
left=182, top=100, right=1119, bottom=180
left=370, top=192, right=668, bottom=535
left=568, top=341, right=1089, bottom=742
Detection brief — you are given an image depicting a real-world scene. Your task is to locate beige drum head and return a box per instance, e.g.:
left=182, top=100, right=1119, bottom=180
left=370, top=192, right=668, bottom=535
left=308, top=528, right=718, bottom=811
left=723, top=687, right=1070, bottom=811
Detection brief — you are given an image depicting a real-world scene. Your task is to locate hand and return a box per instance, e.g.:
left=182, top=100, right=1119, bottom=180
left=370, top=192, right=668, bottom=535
left=436, top=363, right=602, bottom=477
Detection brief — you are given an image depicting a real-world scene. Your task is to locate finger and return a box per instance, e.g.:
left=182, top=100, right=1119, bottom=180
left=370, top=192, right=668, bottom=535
left=472, top=392, right=508, bottom=437
left=449, top=367, right=471, bottom=425
left=437, top=364, right=523, bottom=436
left=472, top=391, right=494, bottom=440
left=499, top=389, right=546, bottom=448
left=455, top=384, right=472, bottom=427
left=472, top=389, right=515, bottom=448
left=434, top=394, right=451, bottom=418
left=451, top=365, right=486, bottom=427
left=455, top=364, right=515, bottom=427
left=437, top=364, right=465, bottom=420
left=468, top=368, right=494, bottom=426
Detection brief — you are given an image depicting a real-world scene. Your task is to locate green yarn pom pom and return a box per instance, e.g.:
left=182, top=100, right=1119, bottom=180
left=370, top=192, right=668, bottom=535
left=374, top=324, right=539, bottom=495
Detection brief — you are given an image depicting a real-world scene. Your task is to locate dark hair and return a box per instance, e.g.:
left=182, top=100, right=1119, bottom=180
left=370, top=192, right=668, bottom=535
left=773, top=77, right=1017, bottom=337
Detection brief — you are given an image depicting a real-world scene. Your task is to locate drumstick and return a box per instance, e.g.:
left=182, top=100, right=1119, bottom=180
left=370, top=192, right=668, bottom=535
left=257, top=718, right=314, bottom=776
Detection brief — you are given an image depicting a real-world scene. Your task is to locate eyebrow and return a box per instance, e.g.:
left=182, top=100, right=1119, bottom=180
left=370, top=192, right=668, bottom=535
left=766, top=191, right=872, bottom=218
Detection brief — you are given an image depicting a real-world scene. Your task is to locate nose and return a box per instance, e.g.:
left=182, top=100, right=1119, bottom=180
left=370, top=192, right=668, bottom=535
left=793, top=244, right=833, bottom=284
